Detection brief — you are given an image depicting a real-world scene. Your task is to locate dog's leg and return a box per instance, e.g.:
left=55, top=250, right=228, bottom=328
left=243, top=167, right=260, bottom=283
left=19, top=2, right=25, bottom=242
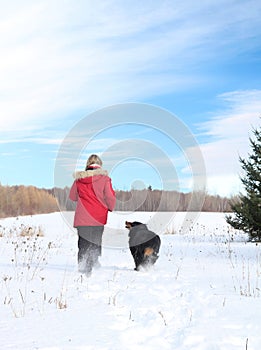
left=144, top=247, right=154, bottom=256
left=130, top=246, right=140, bottom=270
left=142, top=245, right=160, bottom=268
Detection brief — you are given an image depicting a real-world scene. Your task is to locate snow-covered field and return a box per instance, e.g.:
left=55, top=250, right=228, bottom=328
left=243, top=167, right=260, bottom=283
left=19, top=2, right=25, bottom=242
left=0, top=211, right=260, bottom=350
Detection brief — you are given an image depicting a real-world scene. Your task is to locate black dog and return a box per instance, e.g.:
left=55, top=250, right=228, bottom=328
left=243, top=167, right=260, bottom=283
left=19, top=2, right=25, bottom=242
left=125, top=221, right=161, bottom=271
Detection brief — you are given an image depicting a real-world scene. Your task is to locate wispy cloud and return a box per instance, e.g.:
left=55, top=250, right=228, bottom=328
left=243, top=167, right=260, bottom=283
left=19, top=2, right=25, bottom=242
left=1, top=1, right=261, bottom=137
left=1, top=1, right=261, bottom=192
left=0, top=137, right=63, bottom=145
left=196, top=90, right=261, bottom=195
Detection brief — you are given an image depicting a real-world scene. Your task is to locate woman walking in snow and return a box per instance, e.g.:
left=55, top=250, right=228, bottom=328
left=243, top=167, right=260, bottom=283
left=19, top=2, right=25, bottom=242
left=69, top=154, right=116, bottom=276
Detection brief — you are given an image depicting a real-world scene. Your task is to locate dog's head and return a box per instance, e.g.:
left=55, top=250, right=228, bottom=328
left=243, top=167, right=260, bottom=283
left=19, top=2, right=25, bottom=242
left=125, top=221, right=143, bottom=230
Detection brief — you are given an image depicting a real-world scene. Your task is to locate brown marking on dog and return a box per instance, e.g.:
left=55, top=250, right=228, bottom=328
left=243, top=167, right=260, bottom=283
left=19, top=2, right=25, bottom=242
left=144, top=247, right=154, bottom=256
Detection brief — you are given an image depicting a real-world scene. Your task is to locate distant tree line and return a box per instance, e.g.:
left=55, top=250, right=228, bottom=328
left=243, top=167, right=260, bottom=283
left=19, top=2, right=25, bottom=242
left=111, top=189, right=235, bottom=212
left=0, top=185, right=58, bottom=218
left=0, top=184, right=238, bottom=219
left=54, top=186, right=236, bottom=213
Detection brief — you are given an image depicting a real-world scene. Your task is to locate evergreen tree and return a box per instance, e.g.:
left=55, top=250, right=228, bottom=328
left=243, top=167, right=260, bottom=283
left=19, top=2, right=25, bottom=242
left=226, top=125, right=261, bottom=241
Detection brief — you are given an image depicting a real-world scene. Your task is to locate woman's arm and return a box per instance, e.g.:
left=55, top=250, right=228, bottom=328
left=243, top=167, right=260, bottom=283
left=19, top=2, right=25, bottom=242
left=104, top=178, right=116, bottom=211
left=69, top=181, right=78, bottom=201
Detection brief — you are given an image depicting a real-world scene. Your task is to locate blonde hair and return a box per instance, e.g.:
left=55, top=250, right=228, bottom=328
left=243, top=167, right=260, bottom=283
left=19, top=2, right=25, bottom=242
left=85, top=154, right=103, bottom=169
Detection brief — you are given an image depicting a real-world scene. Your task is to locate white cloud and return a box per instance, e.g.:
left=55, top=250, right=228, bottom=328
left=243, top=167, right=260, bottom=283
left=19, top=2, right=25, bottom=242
left=197, top=90, right=261, bottom=196
left=1, top=1, right=261, bottom=136
left=1, top=1, right=261, bottom=191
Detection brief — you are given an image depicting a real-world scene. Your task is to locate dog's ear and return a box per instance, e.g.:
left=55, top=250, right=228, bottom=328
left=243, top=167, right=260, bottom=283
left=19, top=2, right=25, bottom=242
left=125, top=221, right=132, bottom=229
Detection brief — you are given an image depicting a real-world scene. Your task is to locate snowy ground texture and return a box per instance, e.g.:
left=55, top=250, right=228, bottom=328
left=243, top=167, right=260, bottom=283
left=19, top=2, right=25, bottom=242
left=0, top=211, right=260, bottom=350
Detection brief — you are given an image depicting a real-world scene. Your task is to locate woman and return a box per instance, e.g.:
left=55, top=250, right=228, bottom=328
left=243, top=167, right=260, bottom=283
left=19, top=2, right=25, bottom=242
left=69, top=154, right=116, bottom=275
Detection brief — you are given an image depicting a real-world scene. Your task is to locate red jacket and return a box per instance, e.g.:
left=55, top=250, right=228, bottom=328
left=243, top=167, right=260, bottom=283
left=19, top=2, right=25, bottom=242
left=69, top=168, right=116, bottom=227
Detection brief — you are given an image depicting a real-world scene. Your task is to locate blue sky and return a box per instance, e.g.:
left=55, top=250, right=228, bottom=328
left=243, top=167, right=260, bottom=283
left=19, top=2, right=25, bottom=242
left=0, top=0, right=260, bottom=197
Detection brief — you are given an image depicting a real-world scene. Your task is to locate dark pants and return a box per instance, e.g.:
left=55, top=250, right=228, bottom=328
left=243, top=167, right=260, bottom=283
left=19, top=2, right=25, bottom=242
left=77, top=226, right=104, bottom=273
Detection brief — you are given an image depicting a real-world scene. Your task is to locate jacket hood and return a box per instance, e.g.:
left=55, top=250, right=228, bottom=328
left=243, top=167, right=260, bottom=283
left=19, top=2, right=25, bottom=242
left=73, top=168, right=108, bottom=180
